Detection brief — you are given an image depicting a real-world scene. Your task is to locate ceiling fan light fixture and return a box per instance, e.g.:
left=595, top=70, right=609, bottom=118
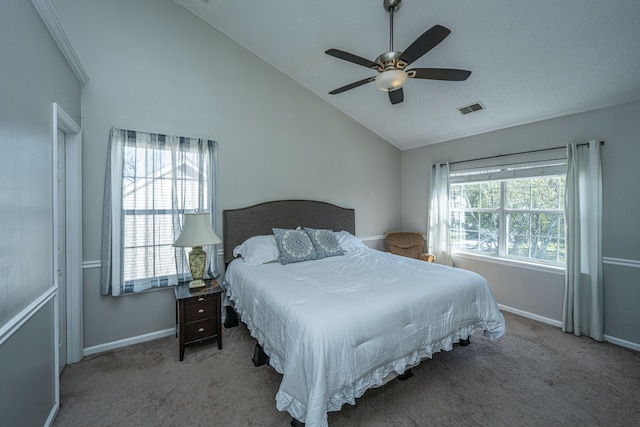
left=375, top=69, right=407, bottom=92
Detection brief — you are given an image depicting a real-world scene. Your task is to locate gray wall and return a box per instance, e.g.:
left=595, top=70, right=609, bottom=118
left=0, top=0, right=81, bottom=425
left=401, top=100, right=640, bottom=346
left=52, top=0, right=401, bottom=350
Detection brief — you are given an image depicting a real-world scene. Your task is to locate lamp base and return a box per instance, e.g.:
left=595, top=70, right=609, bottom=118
left=187, top=246, right=207, bottom=289
left=188, top=279, right=206, bottom=289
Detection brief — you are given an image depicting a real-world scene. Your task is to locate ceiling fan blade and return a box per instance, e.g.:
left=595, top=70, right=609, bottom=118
left=388, top=88, right=404, bottom=105
left=399, top=25, right=451, bottom=66
left=407, top=68, right=471, bottom=81
left=329, top=77, right=376, bottom=95
left=325, top=49, right=378, bottom=69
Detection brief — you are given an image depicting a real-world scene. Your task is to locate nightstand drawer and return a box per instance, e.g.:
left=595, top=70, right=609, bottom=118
left=184, top=318, right=216, bottom=342
left=184, top=299, right=215, bottom=322
left=185, top=293, right=215, bottom=304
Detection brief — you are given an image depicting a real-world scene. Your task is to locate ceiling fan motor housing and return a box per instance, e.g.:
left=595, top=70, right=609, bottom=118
left=375, top=51, right=407, bottom=71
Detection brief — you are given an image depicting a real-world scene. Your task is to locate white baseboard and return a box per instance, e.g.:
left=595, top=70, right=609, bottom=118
left=83, top=328, right=175, bottom=357
left=603, top=334, right=640, bottom=352
left=498, top=304, right=640, bottom=352
left=498, top=304, right=563, bottom=328
left=45, top=403, right=59, bottom=427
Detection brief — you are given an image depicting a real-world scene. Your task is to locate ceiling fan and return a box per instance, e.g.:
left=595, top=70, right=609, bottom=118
left=325, top=0, right=471, bottom=105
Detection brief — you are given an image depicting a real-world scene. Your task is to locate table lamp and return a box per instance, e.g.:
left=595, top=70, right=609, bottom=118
left=173, top=212, right=222, bottom=288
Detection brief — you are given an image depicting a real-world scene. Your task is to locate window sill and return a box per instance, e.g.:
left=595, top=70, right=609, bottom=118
left=452, top=251, right=565, bottom=276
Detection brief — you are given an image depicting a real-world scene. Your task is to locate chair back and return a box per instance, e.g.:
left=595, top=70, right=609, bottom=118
left=385, top=232, right=426, bottom=259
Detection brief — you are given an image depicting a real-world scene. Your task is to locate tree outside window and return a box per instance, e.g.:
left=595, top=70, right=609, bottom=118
left=450, top=175, right=565, bottom=265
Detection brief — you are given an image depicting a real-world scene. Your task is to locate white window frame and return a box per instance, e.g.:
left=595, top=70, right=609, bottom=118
left=449, top=153, right=567, bottom=268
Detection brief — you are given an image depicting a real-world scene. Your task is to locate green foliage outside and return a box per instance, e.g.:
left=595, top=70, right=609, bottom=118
left=450, top=176, right=565, bottom=264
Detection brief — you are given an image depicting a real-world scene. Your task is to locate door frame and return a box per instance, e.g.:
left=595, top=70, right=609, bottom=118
left=52, top=102, right=83, bottom=364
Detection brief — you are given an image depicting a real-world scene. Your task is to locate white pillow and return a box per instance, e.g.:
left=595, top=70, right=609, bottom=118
left=334, top=230, right=368, bottom=252
left=233, top=235, right=280, bottom=265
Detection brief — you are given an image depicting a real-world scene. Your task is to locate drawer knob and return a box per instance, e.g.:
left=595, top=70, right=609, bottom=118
left=198, top=297, right=205, bottom=302
left=198, top=309, right=205, bottom=314
left=198, top=328, right=205, bottom=333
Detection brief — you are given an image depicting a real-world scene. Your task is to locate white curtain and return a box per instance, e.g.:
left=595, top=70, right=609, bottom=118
left=428, top=162, right=453, bottom=266
left=101, top=128, right=218, bottom=296
left=563, top=140, right=603, bottom=341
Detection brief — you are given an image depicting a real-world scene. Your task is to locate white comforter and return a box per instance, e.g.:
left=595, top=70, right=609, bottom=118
left=224, top=248, right=505, bottom=427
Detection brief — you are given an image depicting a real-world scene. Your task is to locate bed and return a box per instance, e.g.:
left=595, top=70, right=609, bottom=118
left=222, top=200, right=506, bottom=427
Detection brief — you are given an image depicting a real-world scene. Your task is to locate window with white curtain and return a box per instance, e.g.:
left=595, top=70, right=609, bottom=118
left=449, top=156, right=567, bottom=266
left=101, top=128, right=218, bottom=296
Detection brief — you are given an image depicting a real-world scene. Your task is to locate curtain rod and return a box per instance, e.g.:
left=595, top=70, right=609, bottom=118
left=439, top=140, right=604, bottom=167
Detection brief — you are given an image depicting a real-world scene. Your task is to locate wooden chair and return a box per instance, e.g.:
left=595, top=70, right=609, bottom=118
left=385, top=231, right=435, bottom=262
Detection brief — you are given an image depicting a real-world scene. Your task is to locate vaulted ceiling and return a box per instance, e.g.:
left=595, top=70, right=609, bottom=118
left=175, top=0, right=640, bottom=150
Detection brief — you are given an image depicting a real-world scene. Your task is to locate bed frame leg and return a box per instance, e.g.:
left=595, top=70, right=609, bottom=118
left=290, top=418, right=305, bottom=427
left=252, top=343, right=270, bottom=367
left=224, top=306, right=239, bottom=328
left=397, top=368, right=413, bottom=381
left=459, top=337, right=471, bottom=346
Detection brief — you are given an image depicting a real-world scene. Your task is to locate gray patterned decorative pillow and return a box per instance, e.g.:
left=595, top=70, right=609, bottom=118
left=272, top=228, right=317, bottom=265
left=304, top=227, right=344, bottom=259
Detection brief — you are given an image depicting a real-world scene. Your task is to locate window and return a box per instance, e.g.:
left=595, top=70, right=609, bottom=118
left=449, top=161, right=566, bottom=266
left=122, top=142, right=209, bottom=287
left=102, top=128, right=218, bottom=296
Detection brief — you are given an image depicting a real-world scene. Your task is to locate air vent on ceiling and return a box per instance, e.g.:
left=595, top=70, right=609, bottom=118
left=458, top=102, right=484, bottom=115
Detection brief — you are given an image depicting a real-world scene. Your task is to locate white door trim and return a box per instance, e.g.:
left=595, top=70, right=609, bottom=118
left=52, top=102, right=83, bottom=364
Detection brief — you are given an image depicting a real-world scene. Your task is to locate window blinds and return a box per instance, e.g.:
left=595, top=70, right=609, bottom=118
left=447, top=147, right=567, bottom=184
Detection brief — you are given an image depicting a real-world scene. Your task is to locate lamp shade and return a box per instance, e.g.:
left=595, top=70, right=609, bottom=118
left=374, top=69, right=408, bottom=92
left=173, top=212, right=222, bottom=248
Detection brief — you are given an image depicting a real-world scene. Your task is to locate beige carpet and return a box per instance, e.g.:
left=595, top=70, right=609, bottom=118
left=53, top=312, right=640, bottom=426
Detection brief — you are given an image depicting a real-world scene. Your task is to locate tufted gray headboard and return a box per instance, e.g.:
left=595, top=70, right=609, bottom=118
left=222, top=200, right=355, bottom=265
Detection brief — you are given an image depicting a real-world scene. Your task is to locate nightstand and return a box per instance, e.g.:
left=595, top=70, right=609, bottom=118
left=174, top=278, right=223, bottom=361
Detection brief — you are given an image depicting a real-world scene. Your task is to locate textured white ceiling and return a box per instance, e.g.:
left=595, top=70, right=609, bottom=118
left=175, top=0, right=640, bottom=150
